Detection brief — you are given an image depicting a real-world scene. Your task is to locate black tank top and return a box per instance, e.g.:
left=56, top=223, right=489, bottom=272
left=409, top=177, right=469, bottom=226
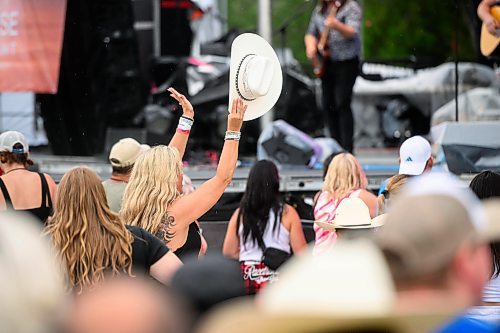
left=0, top=172, right=53, bottom=224
left=174, top=222, right=202, bottom=262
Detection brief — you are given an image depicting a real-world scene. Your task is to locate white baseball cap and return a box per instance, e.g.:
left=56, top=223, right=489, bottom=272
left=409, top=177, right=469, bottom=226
left=0, top=131, right=29, bottom=154
left=109, top=138, right=150, bottom=168
left=398, top=136, right=431, bottom=176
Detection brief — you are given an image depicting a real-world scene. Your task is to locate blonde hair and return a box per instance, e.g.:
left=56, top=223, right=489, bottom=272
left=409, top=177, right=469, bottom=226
left=377, top=174, right=411, bottom=215
left=121, top=146, right=182, bottom=242
left=323, top=153, right=367, bottom=199
left=45, top=167, right=133, bottom=291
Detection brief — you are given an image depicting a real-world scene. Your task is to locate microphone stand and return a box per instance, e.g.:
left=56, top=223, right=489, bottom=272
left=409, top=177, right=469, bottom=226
left=274, top=0, right=316, bottom=73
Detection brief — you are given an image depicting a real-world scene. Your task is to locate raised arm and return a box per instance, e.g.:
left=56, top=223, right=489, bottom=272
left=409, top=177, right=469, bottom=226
left=167, top=87, right=194, bottom=161
left=168, top=98, right=247, bottom=227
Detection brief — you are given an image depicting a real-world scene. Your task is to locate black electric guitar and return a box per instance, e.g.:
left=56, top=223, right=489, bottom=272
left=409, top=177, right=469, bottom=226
left=480, top=5, right=500, bottom=57
left=311, top=0, right=345, bottom=78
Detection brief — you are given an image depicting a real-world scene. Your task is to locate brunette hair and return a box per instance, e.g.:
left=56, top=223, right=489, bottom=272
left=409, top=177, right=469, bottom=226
left=0, top=143, right=34, bottom=166
left=469, top=170, right=500, bottom=278
left=236, top=160, right=282, bottom=247
left=45, top=167, right=133, bottom=291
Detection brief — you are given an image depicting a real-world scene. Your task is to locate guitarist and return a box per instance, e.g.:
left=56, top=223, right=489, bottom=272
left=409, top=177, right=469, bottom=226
left=305, top=0, right=362, bottom=153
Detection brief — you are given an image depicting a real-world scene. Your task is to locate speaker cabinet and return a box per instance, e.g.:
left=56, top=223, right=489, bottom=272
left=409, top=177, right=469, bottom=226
left=438, top=122, right=500, bottom=174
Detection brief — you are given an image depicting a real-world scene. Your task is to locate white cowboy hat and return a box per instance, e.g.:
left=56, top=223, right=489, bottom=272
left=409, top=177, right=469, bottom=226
left=315, top=197, right=386, bottom=232
left=229, top=33, right=283, bottom=121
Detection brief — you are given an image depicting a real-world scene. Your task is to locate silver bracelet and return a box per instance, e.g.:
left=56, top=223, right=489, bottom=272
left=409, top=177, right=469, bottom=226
left=225, top=131, right=241, bottom=141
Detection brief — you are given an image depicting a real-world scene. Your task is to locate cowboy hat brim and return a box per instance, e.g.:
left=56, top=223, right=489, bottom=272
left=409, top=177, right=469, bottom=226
left=229, top=33, right=283, bottom=121
left=315, top=214, right=386, bottom=231
left=197, top=299, right=453, bottom=333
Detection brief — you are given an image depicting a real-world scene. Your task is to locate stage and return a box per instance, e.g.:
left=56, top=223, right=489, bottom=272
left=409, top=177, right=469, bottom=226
left=30, top=147, right=478, bottom=251
left=31, top=147, right=401, bottom=192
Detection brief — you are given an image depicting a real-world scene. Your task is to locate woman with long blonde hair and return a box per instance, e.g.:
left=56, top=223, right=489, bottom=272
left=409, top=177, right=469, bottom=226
left=313, top=153, right=377, bottom=255
left=121, top=98, right=246, bottom=261
left=45, top=167, right=182, bottom=291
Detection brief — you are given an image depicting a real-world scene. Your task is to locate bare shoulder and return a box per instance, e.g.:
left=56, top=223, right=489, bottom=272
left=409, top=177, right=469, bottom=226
left=282, top=203, right=295, bottom=215
left=282, top=204, right=300, bottom=222
left=43, top=173, right=58, bottom=191
left=43, top=173, right=57, bottom=184
left=228, top=207, right=240, bottom=224
left=359, top=188, right=376, bottom=200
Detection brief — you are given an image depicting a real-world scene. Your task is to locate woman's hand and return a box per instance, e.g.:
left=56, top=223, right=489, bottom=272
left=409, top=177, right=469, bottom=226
left=168, top=87, right=194, bottom=120
left=227, top=98, right=247, bottom=132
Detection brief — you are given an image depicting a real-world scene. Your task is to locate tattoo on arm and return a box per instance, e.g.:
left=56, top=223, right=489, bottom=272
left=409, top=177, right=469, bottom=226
left=157, top=215, right=176, bottom=244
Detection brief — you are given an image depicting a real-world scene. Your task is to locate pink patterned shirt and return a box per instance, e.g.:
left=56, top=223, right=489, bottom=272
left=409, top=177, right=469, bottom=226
left=313, top=189, right=361, bottom=255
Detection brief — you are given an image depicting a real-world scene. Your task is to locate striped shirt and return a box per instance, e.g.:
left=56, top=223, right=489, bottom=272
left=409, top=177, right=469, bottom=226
left=313, top=189, right=361, bottom=255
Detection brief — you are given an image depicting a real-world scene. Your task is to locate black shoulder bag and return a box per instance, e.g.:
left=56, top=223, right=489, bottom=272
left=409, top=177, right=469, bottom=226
left=255, top=207, right=291, bottom=271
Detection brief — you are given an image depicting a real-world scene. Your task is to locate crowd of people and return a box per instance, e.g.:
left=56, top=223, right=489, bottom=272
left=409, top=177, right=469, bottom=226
left=1, top=84, right=500, bottom=333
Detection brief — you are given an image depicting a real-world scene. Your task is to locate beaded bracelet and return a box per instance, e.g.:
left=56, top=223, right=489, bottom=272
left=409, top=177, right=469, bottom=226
left=225, top=131, right=241, bottom=141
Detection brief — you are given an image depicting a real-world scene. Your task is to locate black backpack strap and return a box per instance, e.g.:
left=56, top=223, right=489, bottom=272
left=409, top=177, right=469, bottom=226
left=38, top=173, right=53, bottom=209
left=0, top=177, right=13, bottom=208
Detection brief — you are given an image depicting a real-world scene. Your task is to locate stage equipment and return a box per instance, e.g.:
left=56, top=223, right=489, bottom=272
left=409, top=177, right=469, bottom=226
left=258, top=120, right=322, bottom=167
left=438, top=121, right=500, bottom=174
left=39, top=0, right=146, bottom=155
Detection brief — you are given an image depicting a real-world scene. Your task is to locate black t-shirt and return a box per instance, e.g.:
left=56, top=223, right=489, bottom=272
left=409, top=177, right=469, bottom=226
left=126, top=225, right=169, bottom=274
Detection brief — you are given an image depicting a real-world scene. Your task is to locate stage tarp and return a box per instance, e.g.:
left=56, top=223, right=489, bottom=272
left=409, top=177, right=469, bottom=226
left=0, top=0, right=66, bottom=93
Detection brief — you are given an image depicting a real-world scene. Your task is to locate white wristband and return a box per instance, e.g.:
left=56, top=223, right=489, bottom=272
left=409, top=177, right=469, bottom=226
left=225, top=131, right=241, bottom=141
left=178, top=116, right=194, bottom=131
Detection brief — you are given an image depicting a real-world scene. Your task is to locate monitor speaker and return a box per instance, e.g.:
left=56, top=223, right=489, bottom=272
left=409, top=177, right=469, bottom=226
left=438, top=122, right=500, bottom=174
left=258, top=120, right=321, bottom=167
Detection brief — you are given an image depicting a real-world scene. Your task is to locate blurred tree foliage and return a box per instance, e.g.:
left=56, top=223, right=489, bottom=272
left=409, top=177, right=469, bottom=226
left=227, top=0, right=476, bottom=68
left=363, top=0, right=475, bottom=66
left=227, top=0, right=314, bottom=66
